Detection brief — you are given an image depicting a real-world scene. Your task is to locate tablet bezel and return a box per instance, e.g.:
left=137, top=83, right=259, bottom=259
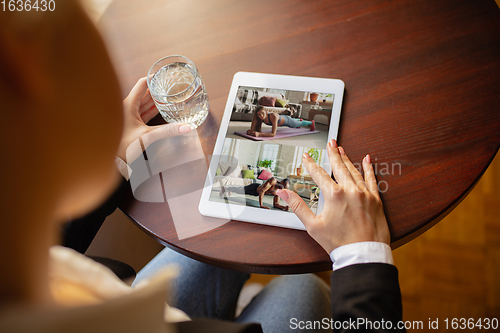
left=199, top=72, right=344, bottom=230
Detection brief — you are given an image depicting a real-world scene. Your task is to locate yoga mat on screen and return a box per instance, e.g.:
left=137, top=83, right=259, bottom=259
left=234, top=127, right=320, bottom=141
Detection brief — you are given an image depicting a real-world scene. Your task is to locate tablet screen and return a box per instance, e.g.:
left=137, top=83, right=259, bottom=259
left=208, top=85, right=334, bottom=214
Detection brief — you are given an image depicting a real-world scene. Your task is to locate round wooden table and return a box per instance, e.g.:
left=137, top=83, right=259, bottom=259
left=99, top=0, right=500, bottom=274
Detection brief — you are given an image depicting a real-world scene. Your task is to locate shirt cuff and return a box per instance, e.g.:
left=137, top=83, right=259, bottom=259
left=115, top=156, right=132, bottom=181
left=329, top=241, right=394, bottom=271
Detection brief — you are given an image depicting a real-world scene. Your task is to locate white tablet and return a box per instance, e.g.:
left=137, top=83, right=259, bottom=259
left=199, top=72, right=344, bottom=230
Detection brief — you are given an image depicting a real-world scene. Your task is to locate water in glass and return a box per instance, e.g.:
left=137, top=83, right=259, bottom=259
left=149, top=62, right=209, bottom=129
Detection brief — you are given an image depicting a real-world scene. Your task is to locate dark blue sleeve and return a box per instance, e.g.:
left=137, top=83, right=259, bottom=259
left=330, top=263, right=406, bottom=332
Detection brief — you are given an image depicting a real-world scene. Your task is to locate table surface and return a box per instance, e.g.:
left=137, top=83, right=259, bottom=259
left=100, top=0, right=500, bottom=274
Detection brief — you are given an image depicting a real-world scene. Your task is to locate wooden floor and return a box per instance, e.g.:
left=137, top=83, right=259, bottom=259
left=393, top=150, right=500, bottom=329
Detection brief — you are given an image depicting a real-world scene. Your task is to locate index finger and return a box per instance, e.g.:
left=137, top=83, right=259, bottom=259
left=127, top=77, right=149, bottom=105
left=327, top=139, right=355, bottom=187
left=141, top=123, right=192, bottom=150
left=363, top=154, right=380, bottom=198
left=302, top=152, right=339, bottom=195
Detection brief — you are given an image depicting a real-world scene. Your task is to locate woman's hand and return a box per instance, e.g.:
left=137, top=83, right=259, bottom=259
left=116, top=77, right=191, bottom=162
left=246, top=130, right=261, bottom=137
left=277, top=139, right=390, bottom=254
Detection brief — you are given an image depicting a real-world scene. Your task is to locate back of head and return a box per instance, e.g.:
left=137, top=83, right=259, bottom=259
left=0, top=0, right=123, bottom=223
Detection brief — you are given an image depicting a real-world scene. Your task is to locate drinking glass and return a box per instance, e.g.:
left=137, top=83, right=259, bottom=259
left=147, top=55, right=209, bottom=129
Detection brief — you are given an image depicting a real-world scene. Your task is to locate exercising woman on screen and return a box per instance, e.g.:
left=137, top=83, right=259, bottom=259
left=246, top=106, right=315, bottom=138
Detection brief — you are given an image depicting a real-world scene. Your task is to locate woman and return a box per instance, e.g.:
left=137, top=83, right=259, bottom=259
left=246, top=106, right=315, bottom=138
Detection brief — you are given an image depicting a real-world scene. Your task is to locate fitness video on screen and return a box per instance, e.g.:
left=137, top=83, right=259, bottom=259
left=208, top=85, right=337, bottom=214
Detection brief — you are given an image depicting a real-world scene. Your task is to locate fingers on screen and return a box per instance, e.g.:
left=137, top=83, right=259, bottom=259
left=282, top=190, right=317, bottom=227
left=302, top=152, right=338, bottom=195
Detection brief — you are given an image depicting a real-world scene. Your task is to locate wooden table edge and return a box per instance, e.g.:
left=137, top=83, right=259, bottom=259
left=391, top=146, right=500, bottom=248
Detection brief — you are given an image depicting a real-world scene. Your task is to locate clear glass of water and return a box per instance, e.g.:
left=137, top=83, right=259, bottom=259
left=147, top=55, right=209, bottom=129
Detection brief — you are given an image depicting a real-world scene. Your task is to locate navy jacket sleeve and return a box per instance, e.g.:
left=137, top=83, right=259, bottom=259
left=330, top=263, right=406, bottom=332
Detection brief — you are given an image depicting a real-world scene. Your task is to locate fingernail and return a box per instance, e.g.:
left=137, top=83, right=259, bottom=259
left=329, top=139, right=337, bottom=148
left=303, top=152, right=310, bottom=159
left=277, top=189, right=289, bottom=201
left=338, top=146, right=345, bottom=155
left=179, top=124, right=192, bottom=133
left=366, top=154, right=371, bottom=164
